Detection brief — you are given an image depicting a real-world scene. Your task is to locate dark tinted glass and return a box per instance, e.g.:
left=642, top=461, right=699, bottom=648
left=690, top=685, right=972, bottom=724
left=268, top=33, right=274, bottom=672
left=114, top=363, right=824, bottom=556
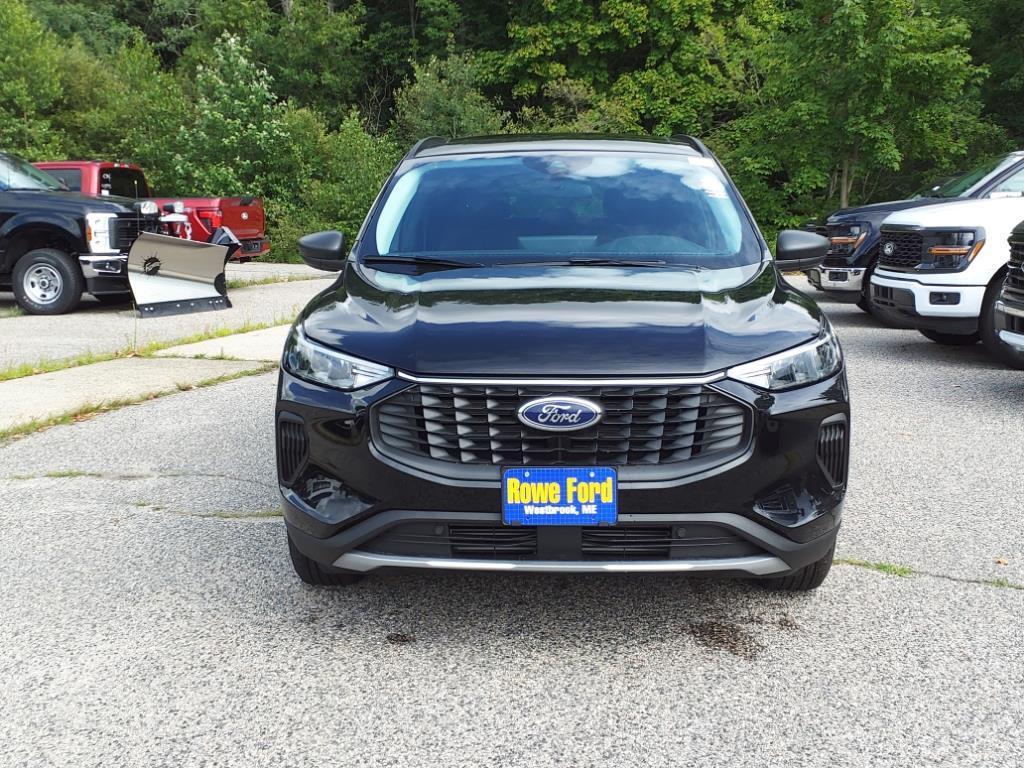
left=104, top=168, right=149, bottom=197
left=371, top=153, right=763, bottom=268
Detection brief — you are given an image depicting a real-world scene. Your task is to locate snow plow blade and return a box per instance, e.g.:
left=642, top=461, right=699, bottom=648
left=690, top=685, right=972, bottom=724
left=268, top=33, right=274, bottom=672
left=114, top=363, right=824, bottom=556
left=127, top=231, right=233, bottom=318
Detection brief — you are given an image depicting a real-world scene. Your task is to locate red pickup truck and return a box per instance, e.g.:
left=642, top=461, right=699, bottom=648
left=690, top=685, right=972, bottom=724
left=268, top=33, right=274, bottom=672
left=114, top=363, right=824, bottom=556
left=34, top=161, right=269, bottom=260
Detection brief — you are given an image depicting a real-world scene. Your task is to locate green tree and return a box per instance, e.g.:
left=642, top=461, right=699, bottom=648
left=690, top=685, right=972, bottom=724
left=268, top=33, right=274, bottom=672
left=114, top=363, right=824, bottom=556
left=713, top=0, right=1000, bottom=232
left=392, top=52, right=508, bottom=143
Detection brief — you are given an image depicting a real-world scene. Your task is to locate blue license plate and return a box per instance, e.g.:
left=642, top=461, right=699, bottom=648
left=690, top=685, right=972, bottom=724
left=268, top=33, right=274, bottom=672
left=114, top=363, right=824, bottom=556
left=502, top=466, right=617, bottom=526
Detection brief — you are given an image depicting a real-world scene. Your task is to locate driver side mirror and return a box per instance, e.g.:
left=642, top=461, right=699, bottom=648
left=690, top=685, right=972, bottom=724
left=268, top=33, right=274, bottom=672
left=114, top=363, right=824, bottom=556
left=298, top=230, right=347, bottom=271
left=775, top=229, right=829, bottom=271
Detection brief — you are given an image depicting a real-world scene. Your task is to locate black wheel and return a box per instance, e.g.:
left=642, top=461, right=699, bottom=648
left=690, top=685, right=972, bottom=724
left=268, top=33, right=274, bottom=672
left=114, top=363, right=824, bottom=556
left=980, top=278, right=1024, bottom=370
left=918, top=328, right=980, bottom=345
left=287, top=533, right=361, bottom=586
left=93, top=293, right=133, bottom=307
left=12, top=248, right=83, bottom=315
left=758, top=545, right=834, bottom=592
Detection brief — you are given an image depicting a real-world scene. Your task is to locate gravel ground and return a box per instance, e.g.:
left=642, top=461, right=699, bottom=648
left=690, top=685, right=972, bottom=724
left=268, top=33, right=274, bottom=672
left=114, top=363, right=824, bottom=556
left=1, top=280, right=1022, bottom=767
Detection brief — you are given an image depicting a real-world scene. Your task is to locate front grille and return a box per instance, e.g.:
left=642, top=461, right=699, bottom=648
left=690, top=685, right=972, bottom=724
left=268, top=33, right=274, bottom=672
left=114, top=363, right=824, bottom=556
left=877, top=230, right=924, bottom=270
left=277, top=418, right=308, bottom=484
left=109, top=216, right=150, bottom=250
left=361, top=522, right=764, bottom=561
left=1004, top=236, right=1024, bottom=301
left=816, top=420, right=848, bottom=487
left=375, top=383, right=749, bottom=467
left=449, top=526, right=537, bottom=557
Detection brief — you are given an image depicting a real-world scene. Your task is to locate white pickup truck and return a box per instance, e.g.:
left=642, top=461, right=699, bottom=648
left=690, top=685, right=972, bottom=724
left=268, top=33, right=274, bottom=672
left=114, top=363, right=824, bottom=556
left=869, top=171, right=1024, bottom=368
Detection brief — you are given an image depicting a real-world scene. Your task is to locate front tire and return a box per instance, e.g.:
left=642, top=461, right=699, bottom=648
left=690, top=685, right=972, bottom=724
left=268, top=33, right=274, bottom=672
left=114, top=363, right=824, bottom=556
left=287, top=533, right=361, bottom=586
left=918, top=328, right=980, bottom=346
left=980, top=278, right=1024, bottom=369
left=758, top=545, right=834, bottom=591
left=12, top=248, right=83, bottom=315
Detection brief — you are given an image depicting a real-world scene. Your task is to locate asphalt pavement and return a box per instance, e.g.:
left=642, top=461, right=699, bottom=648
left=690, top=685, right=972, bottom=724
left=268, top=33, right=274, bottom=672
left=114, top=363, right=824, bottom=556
left=1, top=279, right=1022, bottom=767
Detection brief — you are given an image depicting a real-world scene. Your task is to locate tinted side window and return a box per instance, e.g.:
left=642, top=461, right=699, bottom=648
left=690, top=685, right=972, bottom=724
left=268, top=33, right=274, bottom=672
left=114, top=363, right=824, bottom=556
left=50, top=168, right=83, bottom=191
left=104, top=168, right=149, bottom=197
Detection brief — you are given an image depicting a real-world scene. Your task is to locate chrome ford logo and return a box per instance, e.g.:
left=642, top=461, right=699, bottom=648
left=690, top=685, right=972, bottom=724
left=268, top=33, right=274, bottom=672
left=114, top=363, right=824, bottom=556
left=883, top=242, right=896, bottom=256
left=517, top=397, right=602, bottom=432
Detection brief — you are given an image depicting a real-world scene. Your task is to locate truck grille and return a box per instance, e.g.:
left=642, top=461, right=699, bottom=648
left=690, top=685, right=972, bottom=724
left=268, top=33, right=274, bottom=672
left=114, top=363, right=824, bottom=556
left=374, top=383, right=749, bottom=467
left=877, top=230, right=924, bottom=270
left=109, top=216, right=151, bottom=250
left=1005, top=235, right=1024, bottom=301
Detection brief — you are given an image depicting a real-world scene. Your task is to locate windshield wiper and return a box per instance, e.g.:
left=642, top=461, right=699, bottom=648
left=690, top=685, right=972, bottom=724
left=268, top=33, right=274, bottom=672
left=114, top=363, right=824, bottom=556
left=496, top=257, right=704, bottom=270
left=361, top=255, right=485, bottom=272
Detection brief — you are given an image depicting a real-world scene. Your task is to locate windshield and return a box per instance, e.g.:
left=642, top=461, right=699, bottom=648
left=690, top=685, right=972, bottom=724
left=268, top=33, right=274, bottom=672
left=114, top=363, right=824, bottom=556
left=368, top=152, right=764, bottom=269
left=918, top=154, right=1020, bottom=199
left=0, top=153, right=62, bottom=191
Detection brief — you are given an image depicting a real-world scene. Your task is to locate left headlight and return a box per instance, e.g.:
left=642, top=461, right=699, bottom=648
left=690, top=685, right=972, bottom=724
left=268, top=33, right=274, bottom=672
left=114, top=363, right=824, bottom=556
left=283, top=327, right=394, bottom=391
left=727, top=328, right=843, bottom=391
left=84, top=212, right=118, bottom=253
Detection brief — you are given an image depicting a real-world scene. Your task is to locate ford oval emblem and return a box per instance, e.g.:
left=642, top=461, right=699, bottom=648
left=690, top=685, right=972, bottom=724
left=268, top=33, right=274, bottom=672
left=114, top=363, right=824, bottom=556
left=517, top=396, right=602, bottom=432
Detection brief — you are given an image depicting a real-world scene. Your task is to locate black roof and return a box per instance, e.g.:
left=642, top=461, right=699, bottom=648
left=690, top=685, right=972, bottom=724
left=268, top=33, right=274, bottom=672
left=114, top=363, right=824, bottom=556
left=407, top=133, right=709, bottom=160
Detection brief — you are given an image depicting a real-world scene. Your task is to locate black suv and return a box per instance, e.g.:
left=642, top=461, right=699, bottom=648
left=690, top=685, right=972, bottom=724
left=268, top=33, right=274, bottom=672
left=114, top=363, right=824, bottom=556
left=277, top=136, right=848, bottom=591
left=0, top=151, right=157, bottom=314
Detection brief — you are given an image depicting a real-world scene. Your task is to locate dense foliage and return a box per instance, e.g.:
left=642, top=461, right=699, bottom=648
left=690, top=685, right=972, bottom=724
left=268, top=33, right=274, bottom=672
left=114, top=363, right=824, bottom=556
left=3, top=0, right=1019, bottom=259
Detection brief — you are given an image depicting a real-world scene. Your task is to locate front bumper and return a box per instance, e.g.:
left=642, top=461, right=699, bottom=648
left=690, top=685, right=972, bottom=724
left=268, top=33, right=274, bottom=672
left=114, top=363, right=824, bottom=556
left=277, top=369, right=849, bottom=577
left=79, top=254, right=130, bottom=295
left=870, top=271, right=985, bottom=334
left=805, top=266, right=865, bottom=293
left=995, top=296, right=1024, bottom=351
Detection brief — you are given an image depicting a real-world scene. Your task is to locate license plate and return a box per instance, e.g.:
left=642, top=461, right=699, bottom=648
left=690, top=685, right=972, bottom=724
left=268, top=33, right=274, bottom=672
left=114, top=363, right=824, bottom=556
left=828, top=271, right=849, bottom=282
left=502, top=466, right=617, bottom=526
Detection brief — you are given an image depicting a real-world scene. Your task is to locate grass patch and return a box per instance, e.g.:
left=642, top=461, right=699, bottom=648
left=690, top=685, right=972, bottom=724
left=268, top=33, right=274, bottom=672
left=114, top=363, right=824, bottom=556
left=0, top=318, right=291, bottom=383
left=0, top=363, right=275, bottom=443
left=0, top=306, right=25, bottom=318
left=983, top=578, right=1024, bottom=591
left=225, top=274, right=321, bottom=290
left=208, top=507, right=284, bottom=519
left=835, top=558, right=915, bottom=577
left=44, top=469, right=102, bottom=479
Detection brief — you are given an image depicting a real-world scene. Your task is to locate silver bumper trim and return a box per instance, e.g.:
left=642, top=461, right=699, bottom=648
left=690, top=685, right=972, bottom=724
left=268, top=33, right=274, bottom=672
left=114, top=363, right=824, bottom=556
left=996, top=301, right=1024, bottom=319
left=998, top=329, right=1024, bottom=351
left=333, top=550, right=790, bottom=575
left=808, top=267, right=864, bottom=292
left=79, top=254, right=127, bottom=279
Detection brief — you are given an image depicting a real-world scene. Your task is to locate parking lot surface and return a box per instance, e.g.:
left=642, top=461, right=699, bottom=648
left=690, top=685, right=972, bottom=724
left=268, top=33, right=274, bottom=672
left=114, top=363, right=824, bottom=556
left=2, top=279, right=1023, bottom=767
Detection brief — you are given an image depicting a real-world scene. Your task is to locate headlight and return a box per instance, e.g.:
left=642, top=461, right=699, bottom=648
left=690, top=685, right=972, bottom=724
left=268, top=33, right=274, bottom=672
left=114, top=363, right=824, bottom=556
left=727, top=329, right=842, bottom=391
left=283, top=327, right=393, bottom=391
left=828, top=223, right=867, bottom=255
left=84, top=212, right=117, bottom=253
left=927, top=230, right=984, bottom=269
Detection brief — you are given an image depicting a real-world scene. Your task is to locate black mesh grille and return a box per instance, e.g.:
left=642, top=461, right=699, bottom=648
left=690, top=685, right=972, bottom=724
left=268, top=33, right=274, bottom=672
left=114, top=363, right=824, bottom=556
left=109, top=216, right=148, bottom=250
left=375, top=383, right=749, bottom=467
left=277, top=419, right=308, bottom=484
left=817, top=421, right=847, bottom=487
left=449, top=526, right=537, bottom=557
left=878, top=230, right=925, bottom=270
left=1005, top=236, right=1024, bottom=301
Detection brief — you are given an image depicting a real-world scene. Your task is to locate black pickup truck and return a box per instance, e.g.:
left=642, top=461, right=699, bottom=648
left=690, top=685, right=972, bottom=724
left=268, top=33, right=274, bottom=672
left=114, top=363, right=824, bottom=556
left=0, top=151, right=158, bottom=314
left=806, top=151, right=1024, bottom=315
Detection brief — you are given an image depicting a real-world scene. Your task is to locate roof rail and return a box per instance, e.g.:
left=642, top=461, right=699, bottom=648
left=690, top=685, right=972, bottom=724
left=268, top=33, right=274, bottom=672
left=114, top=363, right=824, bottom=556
left=406, top=136, right=448, bottom=159
left=669, top=134, right=709, bottom=156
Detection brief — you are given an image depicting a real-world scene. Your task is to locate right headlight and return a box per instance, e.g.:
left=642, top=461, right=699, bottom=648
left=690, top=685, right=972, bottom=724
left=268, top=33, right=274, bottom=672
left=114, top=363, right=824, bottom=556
left=283, top=327, right=393, bottom=391
left=727, top=328, right=843, bottom=391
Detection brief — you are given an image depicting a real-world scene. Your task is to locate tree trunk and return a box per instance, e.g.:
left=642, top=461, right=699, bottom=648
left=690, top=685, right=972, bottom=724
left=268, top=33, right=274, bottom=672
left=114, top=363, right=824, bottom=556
left=840, top=158, right=850, bottom=209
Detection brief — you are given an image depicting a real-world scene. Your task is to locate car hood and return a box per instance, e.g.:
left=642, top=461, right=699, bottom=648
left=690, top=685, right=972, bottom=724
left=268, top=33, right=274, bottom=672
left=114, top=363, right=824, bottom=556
left=883, top=196, right=1024, bottom=229
left=6, top=190, right=138, bottom=214
left=827, top=196, right=949, bottom=226
left=300, top=262, right=825, bottom=377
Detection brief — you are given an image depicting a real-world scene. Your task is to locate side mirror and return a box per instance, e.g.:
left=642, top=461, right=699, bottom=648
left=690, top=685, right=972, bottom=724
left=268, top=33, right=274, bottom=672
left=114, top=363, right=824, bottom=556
left=298, top=230, right=346, bottom=271
left=775, top=229, right=829, bottom=271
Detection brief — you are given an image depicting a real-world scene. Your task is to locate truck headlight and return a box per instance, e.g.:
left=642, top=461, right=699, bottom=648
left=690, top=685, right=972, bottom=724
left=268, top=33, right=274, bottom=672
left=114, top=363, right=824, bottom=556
left=283, top=327, right=393, bottom=391
left=727, top=328, right=843, bottom=391
left=927, top=231, right=984, bottom=269
left=84, top=212, right=118, bottom=253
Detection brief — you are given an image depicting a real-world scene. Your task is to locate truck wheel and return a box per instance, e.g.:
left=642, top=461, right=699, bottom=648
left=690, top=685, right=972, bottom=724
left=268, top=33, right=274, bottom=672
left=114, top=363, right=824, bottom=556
left=980, top=279, right=1024, bottom=369
left=757, top=545, right=834, bottom=592
left=287, top=533, right=361, bottom=587
left=12, top=248, right=84, bottom=315
left=918, top=329, right=980, bottom=345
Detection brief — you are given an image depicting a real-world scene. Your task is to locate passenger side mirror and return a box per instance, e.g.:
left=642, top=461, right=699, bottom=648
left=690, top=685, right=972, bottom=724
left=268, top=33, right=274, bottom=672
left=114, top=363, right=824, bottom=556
left=775, top=229, right=829, bottom=271
left=298, top=230, right=347, bottom=271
